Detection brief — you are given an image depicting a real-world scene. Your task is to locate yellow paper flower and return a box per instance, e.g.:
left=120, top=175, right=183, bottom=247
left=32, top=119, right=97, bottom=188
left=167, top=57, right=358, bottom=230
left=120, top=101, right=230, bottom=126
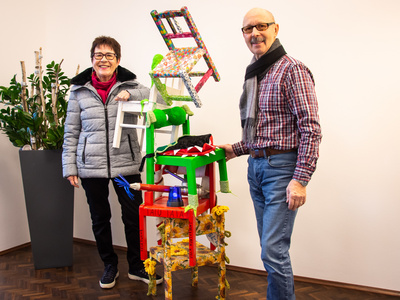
left=212, top=205, right=229, bottom=216
left=144, top=258, right=156, bottom=275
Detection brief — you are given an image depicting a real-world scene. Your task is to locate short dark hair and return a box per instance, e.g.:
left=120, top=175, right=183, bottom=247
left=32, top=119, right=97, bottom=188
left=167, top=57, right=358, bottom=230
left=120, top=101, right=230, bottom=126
left=90, top=36, right=121, bottom=60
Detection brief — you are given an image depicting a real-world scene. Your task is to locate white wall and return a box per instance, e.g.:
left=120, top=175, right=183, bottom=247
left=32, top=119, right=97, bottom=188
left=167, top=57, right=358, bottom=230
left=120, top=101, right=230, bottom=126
left=0, top=0, right=48, bottom=251
left=1, top=0, right=399, bottom=292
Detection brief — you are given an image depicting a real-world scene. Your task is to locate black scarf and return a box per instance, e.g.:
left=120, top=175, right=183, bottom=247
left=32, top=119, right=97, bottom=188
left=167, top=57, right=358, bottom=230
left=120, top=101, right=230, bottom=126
left=239, top=39, right=287, bottom=143
left=245, top=41, right=287, bottom=81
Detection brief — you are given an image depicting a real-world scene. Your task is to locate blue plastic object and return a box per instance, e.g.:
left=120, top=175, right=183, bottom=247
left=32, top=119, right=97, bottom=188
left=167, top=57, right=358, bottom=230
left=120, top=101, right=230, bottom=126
left=115, top=174, right=134, bottom=200
left=167, top=186, right=183, bottom=207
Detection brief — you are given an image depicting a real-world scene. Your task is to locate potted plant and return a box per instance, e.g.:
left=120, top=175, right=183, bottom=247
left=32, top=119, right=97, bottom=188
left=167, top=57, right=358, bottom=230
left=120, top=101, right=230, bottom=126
left=0, top=48, right=76, bottom=269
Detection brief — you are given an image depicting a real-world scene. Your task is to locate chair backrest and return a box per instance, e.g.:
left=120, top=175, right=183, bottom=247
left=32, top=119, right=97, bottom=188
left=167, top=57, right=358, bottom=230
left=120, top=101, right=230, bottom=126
left=149, top=6, right=220, bottom=108
left=150, top=6, right=220, bottom=82
left=170, top=213, right=222, bottom=235
left=145, top=107, right=191, bottom=185
left=164, top=212, right=225, bottom=252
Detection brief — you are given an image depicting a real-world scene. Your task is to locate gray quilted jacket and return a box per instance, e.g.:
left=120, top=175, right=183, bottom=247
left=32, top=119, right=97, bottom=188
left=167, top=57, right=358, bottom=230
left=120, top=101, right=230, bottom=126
left=62, top=66, right=149, bottom=179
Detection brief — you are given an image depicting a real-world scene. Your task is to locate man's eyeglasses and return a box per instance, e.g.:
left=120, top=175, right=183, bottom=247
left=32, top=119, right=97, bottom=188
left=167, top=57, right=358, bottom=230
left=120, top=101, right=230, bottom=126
left=92, top=52, right=117, bottom=60
left=241, top=22, right=275, bottom=34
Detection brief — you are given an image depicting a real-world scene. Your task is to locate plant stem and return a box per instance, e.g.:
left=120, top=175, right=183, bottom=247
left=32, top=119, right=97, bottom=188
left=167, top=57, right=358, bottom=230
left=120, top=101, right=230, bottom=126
left=20, top=61, right=28, bottom=112
left=35, top=48, right=47, bottom=126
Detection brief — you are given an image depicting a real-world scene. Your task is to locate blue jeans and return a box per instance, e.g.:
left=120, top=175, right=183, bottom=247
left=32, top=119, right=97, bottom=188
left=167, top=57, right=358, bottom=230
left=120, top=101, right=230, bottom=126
left=247, top=152, right=298, bottom=300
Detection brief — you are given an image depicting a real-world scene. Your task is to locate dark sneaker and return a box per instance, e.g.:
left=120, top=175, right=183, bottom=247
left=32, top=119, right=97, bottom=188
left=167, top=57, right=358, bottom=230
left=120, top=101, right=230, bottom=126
left=99, top=264, right=119, bottom=289
left=128, top=268, right=163, bottom=285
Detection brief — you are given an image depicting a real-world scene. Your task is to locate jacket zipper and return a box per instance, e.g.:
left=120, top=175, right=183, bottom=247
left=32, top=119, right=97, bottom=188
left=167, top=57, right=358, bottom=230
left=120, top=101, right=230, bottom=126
left=104, top=105, right=111, bottom=178
left=104, top=82, right=124, bottom=178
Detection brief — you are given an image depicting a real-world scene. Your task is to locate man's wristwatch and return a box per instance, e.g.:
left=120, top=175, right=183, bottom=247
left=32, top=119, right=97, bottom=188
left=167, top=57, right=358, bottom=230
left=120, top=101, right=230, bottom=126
left=294, top=179, right=308, bottom=187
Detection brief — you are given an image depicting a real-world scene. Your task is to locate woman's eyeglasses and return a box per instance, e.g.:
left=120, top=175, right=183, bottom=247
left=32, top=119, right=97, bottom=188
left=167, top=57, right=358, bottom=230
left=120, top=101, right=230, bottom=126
left=92, top=53, right=117, bottom=60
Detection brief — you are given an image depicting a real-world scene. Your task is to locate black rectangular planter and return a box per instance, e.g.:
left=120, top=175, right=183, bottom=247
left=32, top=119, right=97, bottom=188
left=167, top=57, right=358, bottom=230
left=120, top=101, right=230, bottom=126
left=19, top=149, right=74, bottom=269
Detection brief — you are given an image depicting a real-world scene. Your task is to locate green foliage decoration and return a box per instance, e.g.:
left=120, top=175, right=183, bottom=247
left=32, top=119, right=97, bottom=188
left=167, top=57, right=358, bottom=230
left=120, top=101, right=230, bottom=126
left=0, top=59, right=71, bottom=150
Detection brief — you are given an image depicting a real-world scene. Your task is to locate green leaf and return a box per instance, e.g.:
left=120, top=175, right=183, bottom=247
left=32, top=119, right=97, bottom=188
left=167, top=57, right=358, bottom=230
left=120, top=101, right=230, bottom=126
left=0, top=55, right=71, bottom=149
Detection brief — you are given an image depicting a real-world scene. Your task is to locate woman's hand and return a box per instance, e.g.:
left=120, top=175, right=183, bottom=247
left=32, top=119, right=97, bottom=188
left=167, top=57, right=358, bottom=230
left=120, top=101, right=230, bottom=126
left=115, top=90, right=131, bottom=101
left=67, top=175, right=79, bottom=188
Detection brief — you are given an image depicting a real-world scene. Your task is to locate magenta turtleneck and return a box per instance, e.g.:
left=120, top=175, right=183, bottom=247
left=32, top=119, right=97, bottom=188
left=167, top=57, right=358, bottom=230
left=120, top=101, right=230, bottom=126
left=91, top=72, right=117, bottom=104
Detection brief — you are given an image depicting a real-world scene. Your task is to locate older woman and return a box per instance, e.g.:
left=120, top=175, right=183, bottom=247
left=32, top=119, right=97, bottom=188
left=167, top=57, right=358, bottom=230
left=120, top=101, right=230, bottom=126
left=62, top=36, right=162, bottom=289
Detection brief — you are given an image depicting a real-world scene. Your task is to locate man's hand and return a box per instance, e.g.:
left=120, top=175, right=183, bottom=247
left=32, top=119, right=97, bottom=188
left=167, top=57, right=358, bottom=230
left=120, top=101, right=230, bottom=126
left=67, top=175, right=79, bottom=188
left=286, top=179, right=306, bottom=211
left=217, top=144, right=237, bottom=161
left=114, top=90, right=131, bottom=101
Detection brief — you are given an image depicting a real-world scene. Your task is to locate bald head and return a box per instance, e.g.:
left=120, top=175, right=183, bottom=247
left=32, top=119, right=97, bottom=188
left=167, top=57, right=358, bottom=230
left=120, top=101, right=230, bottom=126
left=243, top=8, right=275, bottom=26
left=242, top=8, right=279, bottom=59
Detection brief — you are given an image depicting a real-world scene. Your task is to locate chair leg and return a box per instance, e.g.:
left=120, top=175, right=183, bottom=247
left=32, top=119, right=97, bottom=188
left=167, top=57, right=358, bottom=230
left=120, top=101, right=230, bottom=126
left=164, top=219, right=173, bottom=299
left=148, top=263, right=157, bottom=296
left=191, top=266, right=198, bottom=287
left=139, top=206, right=148, bottom=261
left=164, top=266, right=173, bottom=300
left=218, top=258, right=226, bottom=300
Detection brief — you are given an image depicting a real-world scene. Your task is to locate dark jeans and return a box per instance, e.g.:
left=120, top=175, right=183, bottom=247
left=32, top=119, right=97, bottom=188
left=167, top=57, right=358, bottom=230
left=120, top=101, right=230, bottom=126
left=81, top=174, right=143, bottom=271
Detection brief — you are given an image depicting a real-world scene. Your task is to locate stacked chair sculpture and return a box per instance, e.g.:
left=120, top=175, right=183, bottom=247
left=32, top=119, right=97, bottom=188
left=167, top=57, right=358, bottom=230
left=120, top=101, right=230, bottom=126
left=115, top=6, right=230, bottom=300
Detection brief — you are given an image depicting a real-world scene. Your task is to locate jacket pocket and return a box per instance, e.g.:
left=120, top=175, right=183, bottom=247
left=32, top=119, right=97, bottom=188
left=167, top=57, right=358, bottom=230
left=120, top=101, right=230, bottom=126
left=127, top=134, right=135, bottom=162
left=82, top=137, right=87, bottom=164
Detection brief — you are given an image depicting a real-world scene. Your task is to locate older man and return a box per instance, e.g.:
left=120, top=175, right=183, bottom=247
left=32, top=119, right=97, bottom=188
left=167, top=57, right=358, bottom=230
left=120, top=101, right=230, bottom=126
left=219, top=8, right=322, bottom=299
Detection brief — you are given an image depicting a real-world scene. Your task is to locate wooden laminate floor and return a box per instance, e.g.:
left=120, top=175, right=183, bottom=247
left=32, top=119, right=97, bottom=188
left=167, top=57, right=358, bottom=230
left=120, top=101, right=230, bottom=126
left=0, top=242, right=398, bottom=300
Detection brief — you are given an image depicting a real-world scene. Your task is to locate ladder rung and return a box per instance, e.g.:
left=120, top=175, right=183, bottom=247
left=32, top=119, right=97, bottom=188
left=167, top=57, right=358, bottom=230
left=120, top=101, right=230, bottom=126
left=156, top=129, right=176, bottom=134
left=152, top=72, right=206, bottom=78
left=120, top=124, right=146, bottom=129
left=188, top=72, right=206, bottom=77
left=158, top=10, right=184, bottom=18
left=165, top=33, right=193, bottom=39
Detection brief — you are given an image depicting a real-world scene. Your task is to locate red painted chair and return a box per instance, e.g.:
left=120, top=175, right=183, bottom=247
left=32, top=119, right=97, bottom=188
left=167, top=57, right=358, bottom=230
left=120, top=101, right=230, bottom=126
left=147, top=206, right=229, bottom=299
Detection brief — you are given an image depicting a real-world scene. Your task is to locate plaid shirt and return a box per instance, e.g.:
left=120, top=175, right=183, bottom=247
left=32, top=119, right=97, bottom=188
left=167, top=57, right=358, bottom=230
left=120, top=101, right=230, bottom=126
left=232, top=55, right=322, bottom=182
